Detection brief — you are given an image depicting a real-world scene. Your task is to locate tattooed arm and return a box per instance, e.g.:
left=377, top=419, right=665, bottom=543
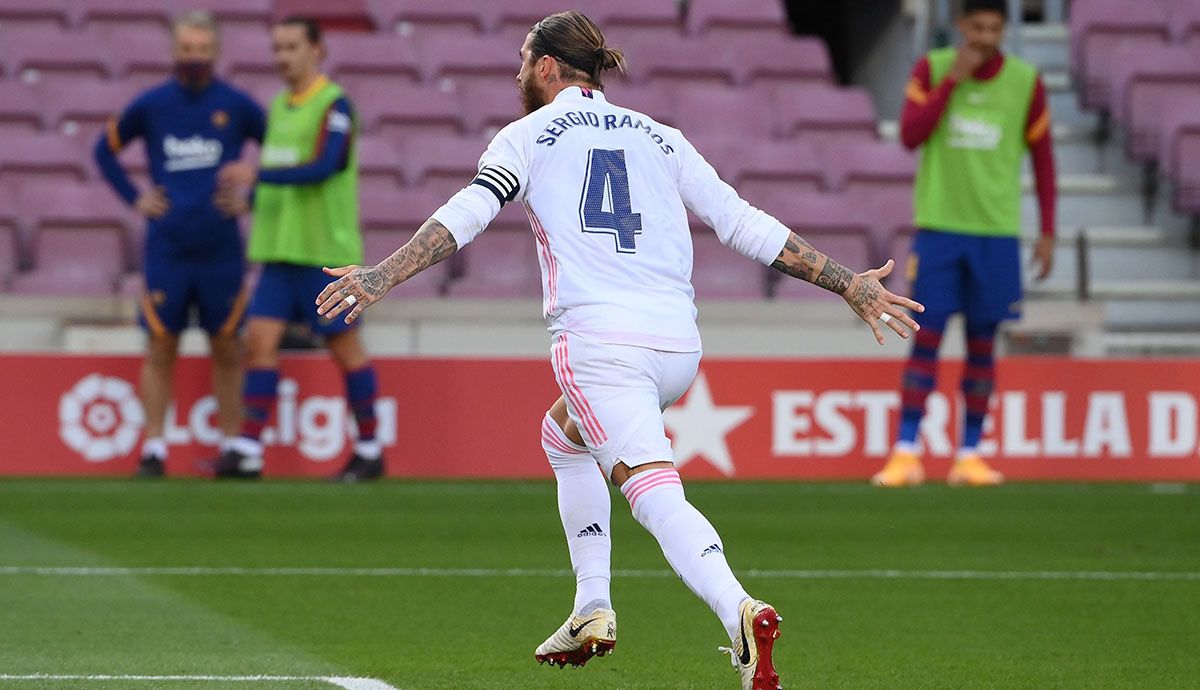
left=315, top=218, right=459, bottom=324
left=771, top=230, right=925, bottom=344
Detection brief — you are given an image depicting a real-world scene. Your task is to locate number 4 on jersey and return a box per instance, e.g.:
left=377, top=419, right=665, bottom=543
left=579, top=148, right=642, bottom=254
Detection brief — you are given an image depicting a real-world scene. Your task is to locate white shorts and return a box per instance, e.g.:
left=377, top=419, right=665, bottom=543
left=550, top=332, right=701, bottom=477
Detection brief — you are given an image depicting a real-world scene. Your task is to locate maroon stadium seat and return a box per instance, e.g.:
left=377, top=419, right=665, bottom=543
left=355, top=134, right=404, bottom=198
left=686, top=0, right=788, bottom=40
left=104, top=26, right=172, bottom=87
left=1159, top=92, right=1200, bottom=183
left=219, top=30, right=275, bottom=85
left=354, top=84, right=464, bottom=142
left=400, top=135, right=485, bottom=189
left=0, top=81, right=46, bottom=133
left=373, top=0, right=489, bottom=40
left=0, top=132, right=90, bottom=183
left=728, top=34, right=832, bottom=89
left=699, top=138, right=825, bottom=202
left=622, top=35, right=738, bottom=88
left=456, top=82, right=524, bottom=136
left=445, top=228, right=542, bottom=298
left=1108, top=44, right=1200, bottom=162
left=1069, top=0, right=1170, bottom=111
left=326, top=33, right=422, bottom=96
left=419, top=36, right=522, bottom=90
left=0, top=0, right=69, bottom=32
left=9, top=182, right=132, bottom=295
left=774, top=85, right=878, bottom=144
left=275, top=0, right=375, bottom=32
left=587, top=0, right=683, bottom=42
left=673, top=85, right=773, bottom=140
left=204, top=0, right=273, bottom=32
left=821, top=140, right=917, bottom=201
left=73, top=0, right=171, bottom=36
left=1, top=29, right=111, bottom=85
left=601, top=85, right=677, bottom=126
left=690, top=232, right=771, bottom=300
left=42, top=80, right=142, bottom=142
left=493, top=0, right=570, bottom=39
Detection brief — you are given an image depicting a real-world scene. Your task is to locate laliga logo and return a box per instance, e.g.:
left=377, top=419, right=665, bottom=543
left=58, top=374, right=145, bottom=463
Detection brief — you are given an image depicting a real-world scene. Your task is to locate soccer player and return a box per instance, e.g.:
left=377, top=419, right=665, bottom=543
left=213, top=16, right=383, bottom=482
left=94, top=11, right=265, bottom=478
left=872, top=0, right=1057, bottom=488
left=315, top=12, right=922, bottom=688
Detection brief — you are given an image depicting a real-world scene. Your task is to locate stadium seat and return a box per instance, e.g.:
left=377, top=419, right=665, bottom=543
left=0, top=81, right=46, bottom=133
left=374, top=0, right=489, bottom=41
left=9, top=182, right=132, bottom=295
left=1108, top=44, right=1200, bottom=162
left=420, top=36, right=522, bottom=90
left=104, top=26, right=172, bottom=88
left=602, top=84, right=677, bottom=125
left=203, top=0, right=273, bottom=33
left=355, top=84, right=464, bottom=143
left=587, top=0, right=683, bottom=42
left=456, top=82, right=525, bottom=136
left=700, top=138, right=825, bottom=202
left=355, top=134, right=404, bottom=198
left=821, top=140, right=917, bottom=201
left=326, top=33, right=422, bottom=96
left=690, top=232, right=771, bottom=300
left=1069, top=0, right=1170, bottom=111
left=1, top=29, right=111, bottom=85
left=1169, top=0, right=1200, bottom=42
left=400, top=135, right=484, bottom=190
left=73, top=0, right=171, bottom=36
left=218, top=29, right=275, bottom=84
left=685, top=0, right=789, bottom=40
left=445, top=225, right=543, bottom=298
left=774, top=85, right=878, bottom=143
left=493, top=0, right=571, bottom=39
left=0, top=0, right=69, bottom=32
left=0, top=132, right=90, bottom=183
left=275, top=0, right=375, bottom=32
left=728, top=34, right=832, bottom=89
left=42, top=80, right=141, bottom=141
left=0, top=224, right=19, bottom=290
left=1162, top=103, right=1200, bottom=214
left=672, top=85, right=773, bottom=140
left=621, top=36, right=738, bottom=88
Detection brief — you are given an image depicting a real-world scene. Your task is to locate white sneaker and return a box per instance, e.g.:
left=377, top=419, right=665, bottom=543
left=719, top=599, right=783, bottom=690
left=534, top=607, right=616, bottom=668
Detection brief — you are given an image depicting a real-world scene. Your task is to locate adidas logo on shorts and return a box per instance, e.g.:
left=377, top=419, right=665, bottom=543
left=576, top=523, right=606, bottom=538
left=700, top=543, right=722, bottom=557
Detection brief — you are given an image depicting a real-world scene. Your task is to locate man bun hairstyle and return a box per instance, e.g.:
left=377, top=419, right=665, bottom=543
left=529, top=11, right=627, bottom=89
left=962, top=0, right=1009, bottom=18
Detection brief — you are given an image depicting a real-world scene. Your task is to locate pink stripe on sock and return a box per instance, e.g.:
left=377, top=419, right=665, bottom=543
left=541, top=417, right=585, bottom=455
left=622, top=469, right=682, bottom=507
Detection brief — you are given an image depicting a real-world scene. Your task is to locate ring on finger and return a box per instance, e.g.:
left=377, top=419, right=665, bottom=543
left=878, top=313, right=892, bottom=324
left=345, top=294, right=358, bottom=306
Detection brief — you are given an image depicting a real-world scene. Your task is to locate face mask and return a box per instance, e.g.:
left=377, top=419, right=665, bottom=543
left=174, top=60, right=214, bottom=90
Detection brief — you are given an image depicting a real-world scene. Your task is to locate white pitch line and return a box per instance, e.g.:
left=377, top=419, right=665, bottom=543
left=0, top=566, right=1197, bottom=582
left=0, top=675, right=399, bottom=689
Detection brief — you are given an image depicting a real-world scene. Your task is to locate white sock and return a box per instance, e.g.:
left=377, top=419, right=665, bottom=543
left=542, top=414, right=611, bottom=614
left=955, top=446, right=977, bottom=460
left=230, top=436, right=263, bottom=458
left=894, top=440, right=917, bottom=455
left=355, top=440, right=382, bottom=460
left=218, top=436, right=236, bottom=453
left=141, top=437, right=167, bottom=460
left=621, top=467, right=749, bottom=639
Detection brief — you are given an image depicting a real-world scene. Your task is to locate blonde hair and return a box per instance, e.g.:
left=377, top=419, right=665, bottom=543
left=528, top=11, right=626, bottom=88
left=172, top=10, right=220, bottom=46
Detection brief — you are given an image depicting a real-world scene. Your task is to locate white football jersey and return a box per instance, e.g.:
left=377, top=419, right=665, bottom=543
left=433, top=86, right=790, bottom=352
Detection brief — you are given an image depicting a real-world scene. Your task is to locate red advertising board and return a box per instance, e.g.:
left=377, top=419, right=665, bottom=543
left=3, top=354, right=1199, bottom=480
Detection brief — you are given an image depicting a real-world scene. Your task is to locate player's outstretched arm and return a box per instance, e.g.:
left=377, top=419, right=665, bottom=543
left=770, top=231, right=925, bottom=344
left=316, top=218, right=459, bottom=324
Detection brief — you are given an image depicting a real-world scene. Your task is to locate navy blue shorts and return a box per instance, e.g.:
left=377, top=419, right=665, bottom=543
left=246, top=262, right=357, bottom=336
left=909, top=228, right=1023, bottom=323
left=141, top=253, right=246, bottom=336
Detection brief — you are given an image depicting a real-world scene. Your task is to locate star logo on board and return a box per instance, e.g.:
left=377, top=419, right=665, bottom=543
left=663, top=371, right=753, bottom=476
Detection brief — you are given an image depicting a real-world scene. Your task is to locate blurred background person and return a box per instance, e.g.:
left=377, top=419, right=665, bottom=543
left=93, top=10, right=265, bottom=478
left=213, top=15, right=383, bottom=482
left=872, top=0, right=1057, bottom=488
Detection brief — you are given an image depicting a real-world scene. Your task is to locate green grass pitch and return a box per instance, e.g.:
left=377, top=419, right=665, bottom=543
left=0, top=479, right=1197, bottom=689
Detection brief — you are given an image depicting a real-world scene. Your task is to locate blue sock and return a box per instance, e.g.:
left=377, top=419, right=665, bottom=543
left=345, top=365, right=379, bottom=456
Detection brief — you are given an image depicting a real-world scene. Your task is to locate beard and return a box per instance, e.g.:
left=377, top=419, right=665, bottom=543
left=519, top=78, right=546, bottom=116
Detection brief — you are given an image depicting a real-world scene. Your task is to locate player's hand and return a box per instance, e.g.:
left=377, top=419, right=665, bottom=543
left=212, top=187, right=250, bottom=218
left=948, top=45, right=987, bottom=82
left=315, top=264, right=393, bottom=325
left=217, top=161, right=257, bottom=190
left=134, top=187, right=169, bottom=219
left=1031, top=235, right=1054, bottom=281
left=842, top=260, right=925, bottom=345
